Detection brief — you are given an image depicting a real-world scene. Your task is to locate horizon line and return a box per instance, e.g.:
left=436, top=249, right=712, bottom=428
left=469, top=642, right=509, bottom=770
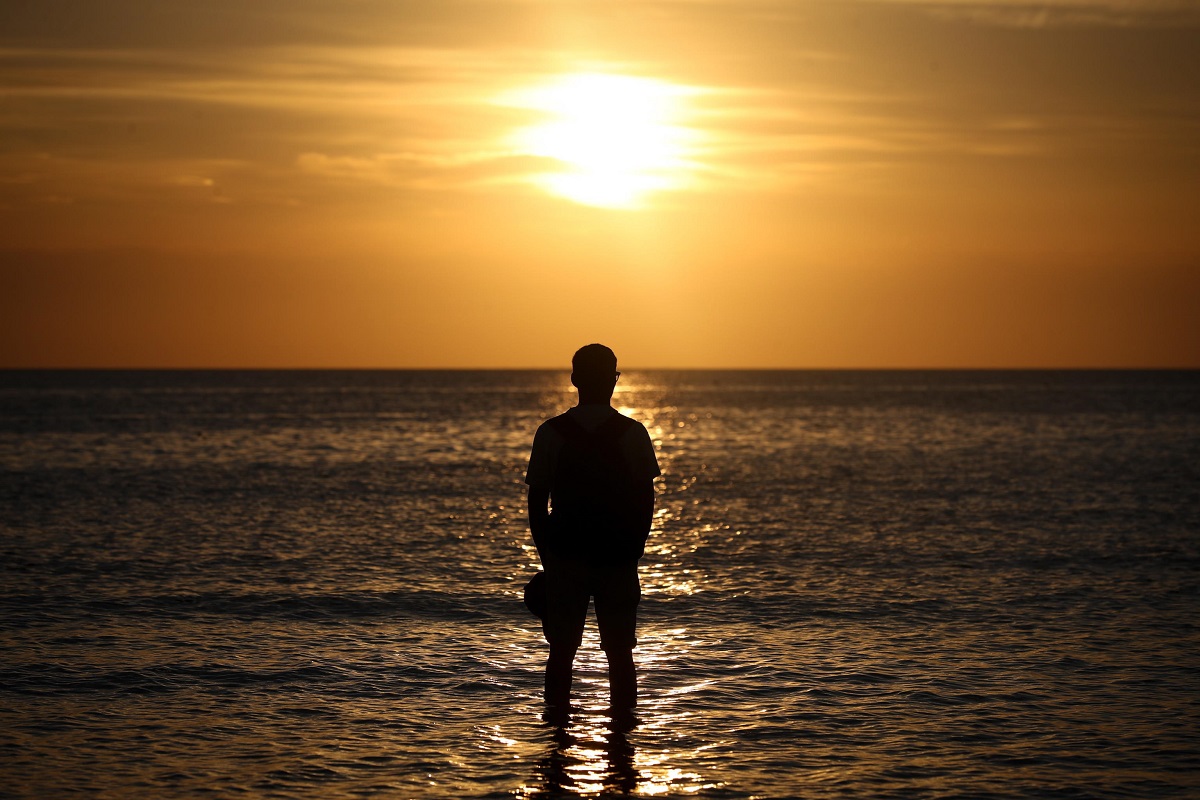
left=2, top=365, right=1198, bottom=372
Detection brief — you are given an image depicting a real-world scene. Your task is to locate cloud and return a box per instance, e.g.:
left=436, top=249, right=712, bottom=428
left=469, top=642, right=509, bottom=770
left=877, top=0, right=1200, bottom=27
left=295, top=150, right=554, bottom=191
left=0, top=0, right=1196, bottom=215
left=0, top=43, right=553, bottom=205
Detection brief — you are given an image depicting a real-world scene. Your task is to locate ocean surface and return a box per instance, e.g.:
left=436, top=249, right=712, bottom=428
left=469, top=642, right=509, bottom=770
left=1, top=369, right=1198, bottom=799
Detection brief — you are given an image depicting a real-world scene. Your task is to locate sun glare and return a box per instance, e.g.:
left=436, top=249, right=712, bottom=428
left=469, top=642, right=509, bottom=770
left=501, top=73, right=703, bottom=209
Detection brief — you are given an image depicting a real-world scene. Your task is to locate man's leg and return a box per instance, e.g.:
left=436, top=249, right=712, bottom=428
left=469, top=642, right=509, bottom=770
left=594, top=559, right=641, bottom=712
left=605, top=648, right=636, bottom=710
left=542, top=554, right=589, bottom=710
left=545, top=643, right=577, bottom=708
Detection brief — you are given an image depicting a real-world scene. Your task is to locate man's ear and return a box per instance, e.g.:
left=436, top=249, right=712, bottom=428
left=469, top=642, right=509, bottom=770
left=570, top=372, right=580, bottom=389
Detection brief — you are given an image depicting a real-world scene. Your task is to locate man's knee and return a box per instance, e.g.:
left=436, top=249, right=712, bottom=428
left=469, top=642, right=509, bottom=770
left=596, top=600, right=637, bottom=654
left=599, top=631, right=637, bottom=655
left=544, top=615, right=585, bottom=651
left=548, top=640, right=580, bottom=662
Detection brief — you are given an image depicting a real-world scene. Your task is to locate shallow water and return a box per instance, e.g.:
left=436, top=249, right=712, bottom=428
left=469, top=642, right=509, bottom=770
left=2, top=370, right=1199, bottom=798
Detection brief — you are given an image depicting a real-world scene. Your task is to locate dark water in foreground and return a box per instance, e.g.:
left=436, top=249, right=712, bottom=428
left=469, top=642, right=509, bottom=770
left=2, top=370, right=1199, bottom=799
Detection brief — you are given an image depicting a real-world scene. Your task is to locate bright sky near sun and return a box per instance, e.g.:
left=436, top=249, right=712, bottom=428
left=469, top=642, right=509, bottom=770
left=1, top=0, right=1198, bottom=367
left=500, top=73, right=703, bottom=209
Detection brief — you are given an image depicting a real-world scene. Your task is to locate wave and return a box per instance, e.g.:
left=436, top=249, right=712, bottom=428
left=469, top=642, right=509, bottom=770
left=0, top=589, right=505, bottom=624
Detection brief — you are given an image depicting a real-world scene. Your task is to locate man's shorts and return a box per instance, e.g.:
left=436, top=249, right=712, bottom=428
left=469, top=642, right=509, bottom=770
left=540, top=552, right=640, bottom=654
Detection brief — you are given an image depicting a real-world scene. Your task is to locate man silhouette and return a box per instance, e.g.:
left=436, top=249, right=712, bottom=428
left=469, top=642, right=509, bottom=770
left=526, top=344, right=660, bottom=720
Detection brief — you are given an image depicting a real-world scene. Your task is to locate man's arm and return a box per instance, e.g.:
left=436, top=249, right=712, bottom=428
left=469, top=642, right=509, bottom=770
left=636, top=479, right=655, bottom=539
left=528, top=486, right=551, bottom=556
left=626, top=424, right=658, bottom=540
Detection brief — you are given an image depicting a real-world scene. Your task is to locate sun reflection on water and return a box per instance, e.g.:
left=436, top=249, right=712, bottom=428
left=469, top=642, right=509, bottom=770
left=501, top=570, right=724, bottom=796
left=509, top=622, right=727, bottom=797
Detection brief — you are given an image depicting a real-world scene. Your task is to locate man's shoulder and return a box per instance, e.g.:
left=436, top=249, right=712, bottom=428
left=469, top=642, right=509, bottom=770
left=611, top=411, right=651, bottom=439
left=615, top=410, right=646, bottom=427
left=534, top=415, right=569, bottom=441
left=612, top=413, right=647, bottom=442
left=541, top=412, right=576, bottom=434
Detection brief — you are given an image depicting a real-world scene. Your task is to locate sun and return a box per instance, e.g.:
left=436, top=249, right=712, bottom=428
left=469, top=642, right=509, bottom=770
left=501, top=72, right=702, bottom=209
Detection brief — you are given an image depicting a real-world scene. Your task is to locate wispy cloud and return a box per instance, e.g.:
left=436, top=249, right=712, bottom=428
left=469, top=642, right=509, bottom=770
left=880, top=0, right=1200, bottom=27
left=0, top=44, right=552, bottom=204
left=0, top=0, right=1196, bottom=212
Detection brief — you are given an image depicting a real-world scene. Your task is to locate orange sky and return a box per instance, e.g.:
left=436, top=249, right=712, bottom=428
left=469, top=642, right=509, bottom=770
left=2, top=0, right=1198, bottom=368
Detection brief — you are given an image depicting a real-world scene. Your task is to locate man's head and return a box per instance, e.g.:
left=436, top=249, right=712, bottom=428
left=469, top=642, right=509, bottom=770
left=571, top=343, right=619, bottom=400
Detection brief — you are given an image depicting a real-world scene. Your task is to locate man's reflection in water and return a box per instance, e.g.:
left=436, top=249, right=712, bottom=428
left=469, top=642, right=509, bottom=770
left=531, top=721, right=639, bottom=797
left=535, top=726, right=576, bottom=796
left=603, top=728, right=638, bottom=795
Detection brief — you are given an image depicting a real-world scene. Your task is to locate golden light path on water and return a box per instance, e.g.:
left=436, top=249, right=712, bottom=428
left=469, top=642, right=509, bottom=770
left=489, top=377, right=727, bottom=797
left=498, top=72, right=706, bottom=209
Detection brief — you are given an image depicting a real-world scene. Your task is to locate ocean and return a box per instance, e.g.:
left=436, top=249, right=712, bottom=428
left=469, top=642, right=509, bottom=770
left=1, top=369, right=1198, bottom=799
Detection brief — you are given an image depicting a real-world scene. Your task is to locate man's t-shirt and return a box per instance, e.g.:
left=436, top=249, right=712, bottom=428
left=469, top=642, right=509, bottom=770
left=525, top=405, right=660, bottom=490
left=526, top=405, right=661, bottom=563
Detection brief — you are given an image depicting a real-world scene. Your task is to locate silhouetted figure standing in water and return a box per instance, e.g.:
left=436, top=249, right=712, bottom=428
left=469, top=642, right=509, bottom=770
left=526, top=344, right=660, bottom=722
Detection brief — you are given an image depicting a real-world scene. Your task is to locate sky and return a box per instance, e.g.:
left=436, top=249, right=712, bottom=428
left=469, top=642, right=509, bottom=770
left=1, top=0, right=1198, bottom=368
